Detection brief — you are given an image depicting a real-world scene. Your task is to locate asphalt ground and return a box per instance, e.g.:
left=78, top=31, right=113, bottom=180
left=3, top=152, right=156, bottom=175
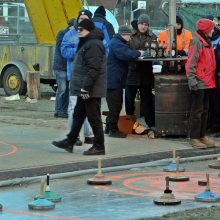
left=1, top=87, right=220, bottom=219
left=0, top=159, right=220, bottom=220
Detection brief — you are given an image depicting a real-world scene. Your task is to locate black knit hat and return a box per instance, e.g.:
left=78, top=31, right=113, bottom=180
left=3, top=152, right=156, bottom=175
left=94, top=5, right=106, bottom=17
left=176, top=15, right=183, bottom=27
left=77, top=9, right=93, bottom=23
left=78, top=19, right=95, bottom=32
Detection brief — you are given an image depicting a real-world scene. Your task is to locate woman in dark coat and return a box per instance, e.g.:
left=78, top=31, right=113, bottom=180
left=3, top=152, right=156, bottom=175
left=52, top=19, right=107, bottom=155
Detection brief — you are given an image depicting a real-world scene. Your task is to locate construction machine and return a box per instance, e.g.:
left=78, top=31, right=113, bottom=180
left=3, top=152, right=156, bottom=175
left=0, top=0, right=82, bottom=95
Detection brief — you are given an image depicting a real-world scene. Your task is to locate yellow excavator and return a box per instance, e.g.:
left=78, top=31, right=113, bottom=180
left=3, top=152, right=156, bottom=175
left=0, top=0, right=83, bottom=95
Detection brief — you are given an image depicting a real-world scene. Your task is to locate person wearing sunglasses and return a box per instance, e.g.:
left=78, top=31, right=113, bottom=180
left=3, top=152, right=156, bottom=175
left=52, top=19, right=107, bottom=155
left=61, top=9, right=94, bottom=146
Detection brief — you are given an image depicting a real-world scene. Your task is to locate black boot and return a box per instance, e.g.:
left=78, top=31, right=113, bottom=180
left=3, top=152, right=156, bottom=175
left=52, top=138, right=74, bottom=153
left=83, top=146, right=105, bottom=155
left=104, top=126, right=110, bottom=134
left=109, top=130, right=127, bottom=138
left=75, top=138, right=83, bottom=146
left=84, top=137, right=94, bottom=144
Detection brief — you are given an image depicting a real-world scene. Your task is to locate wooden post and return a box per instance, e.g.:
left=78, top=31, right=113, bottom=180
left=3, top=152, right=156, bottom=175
left=26, top=71, right=40, bottom=99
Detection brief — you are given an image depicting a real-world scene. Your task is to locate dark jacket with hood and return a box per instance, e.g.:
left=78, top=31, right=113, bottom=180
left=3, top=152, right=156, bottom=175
left=53, top=27, right=69, bottom=71
left=107, top=34, right=140, bottom=89
left=92, top=11, right=115, bottom=45
left=127, top=28, right=157, bottom=87
left=212, top=28, right=220, bottom=75
left=70, top=29, right=107, bottom=97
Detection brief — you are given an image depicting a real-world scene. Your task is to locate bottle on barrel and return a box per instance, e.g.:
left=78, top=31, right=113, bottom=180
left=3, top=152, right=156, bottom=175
left=162, top=41, right=167, bottom=57
left=158, top=40, right=164, bottom=58
left=171, top=28, right=177, bottom=57
left=150, top=39, right=158, bottom=58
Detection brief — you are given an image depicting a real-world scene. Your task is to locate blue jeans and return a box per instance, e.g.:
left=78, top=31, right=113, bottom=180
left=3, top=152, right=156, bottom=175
left=68, top=95, right=93, bottom=137
left=54, top=70, right=69, bottom=115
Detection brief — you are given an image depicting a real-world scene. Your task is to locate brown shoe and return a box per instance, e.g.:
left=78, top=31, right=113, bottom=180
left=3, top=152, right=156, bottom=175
left=200, top=136, right=217, bottom=147
left=189, top=139, right=207, bottom=149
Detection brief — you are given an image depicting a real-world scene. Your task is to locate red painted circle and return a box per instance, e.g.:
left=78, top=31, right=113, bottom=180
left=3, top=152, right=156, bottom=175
left=0, top=141, right=17, bottom=156
left=97, top=172, right=220, bottom=200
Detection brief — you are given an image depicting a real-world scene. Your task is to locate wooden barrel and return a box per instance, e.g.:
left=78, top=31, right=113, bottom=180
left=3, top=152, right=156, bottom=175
left=154, top=74, right=190, bottom=136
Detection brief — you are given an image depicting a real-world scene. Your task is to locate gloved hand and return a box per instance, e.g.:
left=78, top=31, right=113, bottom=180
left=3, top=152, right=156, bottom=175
left=143, top=50, right=150, bottom=58
left=190, top=84, right=198, bottom=91
left=80, top=89, right=90, bottom=99
left=139, top=50, right=144, bottom=57
left=177, top=50, right=187, bottom=56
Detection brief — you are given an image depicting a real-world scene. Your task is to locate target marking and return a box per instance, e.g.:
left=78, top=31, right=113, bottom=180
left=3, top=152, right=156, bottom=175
left=0, top=141, right=17, bottom=156
left=98, top=172, right=220, bottom=200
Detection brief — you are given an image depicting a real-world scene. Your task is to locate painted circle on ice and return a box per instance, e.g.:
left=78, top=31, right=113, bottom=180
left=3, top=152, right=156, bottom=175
left=97, top=172, right=220, bottom=200
left=0, top=141, right=17, bottom=156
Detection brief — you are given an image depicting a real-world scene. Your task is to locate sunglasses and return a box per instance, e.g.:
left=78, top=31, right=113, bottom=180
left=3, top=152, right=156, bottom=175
left=78, top=27, right=84, bottom=32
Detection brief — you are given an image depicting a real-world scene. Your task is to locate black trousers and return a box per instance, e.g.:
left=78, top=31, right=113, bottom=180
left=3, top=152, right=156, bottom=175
left=125, top=85, right=155, bottom=128
left=188, top=89, right=210, bottom=139
left=106, top=88, right=123, bottom=131
left=67, top=97, right=104, bottom=149
left=208, top=89, right=220, bottom=132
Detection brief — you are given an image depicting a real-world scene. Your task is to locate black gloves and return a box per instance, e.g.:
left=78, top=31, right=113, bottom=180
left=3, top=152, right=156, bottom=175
left=177, top=50, right=187, bottom=56
left=80, top=89, right=90, bottom=99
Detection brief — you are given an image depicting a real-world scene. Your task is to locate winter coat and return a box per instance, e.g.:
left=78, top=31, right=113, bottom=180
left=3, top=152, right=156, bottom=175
left=61, top=28, right=79, bottom=81
left=52, top=28, right=69, bottom=71
left=107, top=34, right=140, bottom=89
left=70, top=29, right=107, bottom=97
left=126, top=29, right=157, bottom=87
left=185, top=31, right=216, bottom=90
left=212, top=36, right=220, bottom=74
left=93, top=13, right=115, bottom=45
left=61, top=25, right=109, bottom=81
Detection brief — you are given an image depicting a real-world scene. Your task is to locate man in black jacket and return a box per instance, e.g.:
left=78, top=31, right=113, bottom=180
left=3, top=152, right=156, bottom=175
left=52, top=19, right=107, bottom=155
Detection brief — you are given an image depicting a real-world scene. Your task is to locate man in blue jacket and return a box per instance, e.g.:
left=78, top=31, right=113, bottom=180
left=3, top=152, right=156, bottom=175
left=92, top=5, right=115, bottom=46
left=105, top=25, right=143, bottom=138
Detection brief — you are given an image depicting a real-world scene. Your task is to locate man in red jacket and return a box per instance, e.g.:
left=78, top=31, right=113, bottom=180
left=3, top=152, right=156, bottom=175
left=186, top=18, right=218, bottom=148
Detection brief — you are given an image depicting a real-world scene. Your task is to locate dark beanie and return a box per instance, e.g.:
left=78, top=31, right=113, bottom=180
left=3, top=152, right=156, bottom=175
left=196, top=18, right=215, bottom=34
left=137, top=14, right=150, bottom=25
left=94, top=5, right=106, bottom=17
left=77, top=9, right=93, bottom=23
left=78, top=19, right=95, bottom=32
left=68, top=18, right=76, bottom=27
left=176, top=15, right=183, bottom=27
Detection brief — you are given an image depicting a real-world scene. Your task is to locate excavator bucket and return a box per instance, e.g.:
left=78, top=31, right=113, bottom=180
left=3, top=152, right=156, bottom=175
left=24, top=0, right=83, bottom=44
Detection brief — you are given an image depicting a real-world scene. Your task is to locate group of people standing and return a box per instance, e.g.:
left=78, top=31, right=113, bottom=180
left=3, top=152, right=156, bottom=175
left=51, top=5, right=220, bottom=154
